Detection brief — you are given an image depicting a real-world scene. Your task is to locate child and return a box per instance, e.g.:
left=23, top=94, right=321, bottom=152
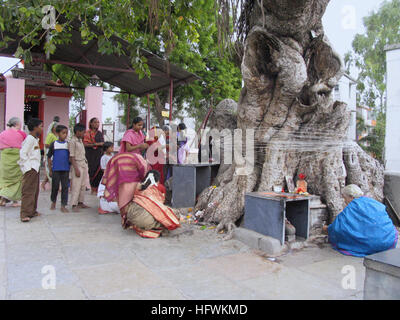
left=41, top=118, right=59, bottom=190
left=47, top=125, right=70, bottom=213
left=69, top=123, right=90, bottom=212
left=100, top=142, right=114, bottom=171
left=97, top=142, right=118, bottom=214
left=177, top=123, right=190, bottom=164
left=19, top=118, right=43, bottom=222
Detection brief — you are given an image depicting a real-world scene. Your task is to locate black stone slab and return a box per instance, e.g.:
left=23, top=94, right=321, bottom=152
left=171, top=164, right=220, bottom=208
left=243, top=192, right=310, bottom=244
left=195, top=166, right=211, bottom=196
left=286, top=200, right=310, bottom=239
left=244, top=195, right=285, bottom=244
left=172, top=166, right=196, bottom=208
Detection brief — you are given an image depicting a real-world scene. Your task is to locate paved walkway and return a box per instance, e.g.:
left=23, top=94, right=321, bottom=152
left=0, top=189, right=368, bottom=300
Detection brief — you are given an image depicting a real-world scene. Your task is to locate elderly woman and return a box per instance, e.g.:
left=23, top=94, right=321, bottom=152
left=324, top=185, right=398, bottom=257
left=0, top=117, right=27, bottom=206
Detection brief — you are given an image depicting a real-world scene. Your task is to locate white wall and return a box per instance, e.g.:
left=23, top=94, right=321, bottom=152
left=336, top=75, right=357, bottom=141
left=385, top=45, right=400, bottom=173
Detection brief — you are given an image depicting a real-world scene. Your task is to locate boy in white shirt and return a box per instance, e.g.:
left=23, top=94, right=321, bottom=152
left=97, top=142, right=119, bottom=214
left=100, top=142, right=113, bottom=172
left=19, top=118, right=43, bottom=222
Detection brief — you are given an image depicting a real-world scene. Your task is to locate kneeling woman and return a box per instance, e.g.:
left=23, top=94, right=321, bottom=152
left=325, top=184, right=398, bottom=257
left=102, top=153, right=180, bottom=238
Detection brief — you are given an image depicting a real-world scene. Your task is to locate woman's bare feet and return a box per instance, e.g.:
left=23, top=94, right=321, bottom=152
left=11, top=201, right=21, bottom=207
left=41, top=180, right=47, bottom=191
left=61, top=206, right=69, bottom=213
left=50, top=202, right=56, bottom=210
left=77, top=203, right=90, bottom=209
left=98, top=207, right=110, bottom=215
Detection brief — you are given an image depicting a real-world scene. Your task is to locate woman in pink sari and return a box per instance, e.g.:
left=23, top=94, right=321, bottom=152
left=102, top=153, right=180, bottom=238
left=119, top=117, right=149, bottom=155
left=0, top=117, right=27, bottom=206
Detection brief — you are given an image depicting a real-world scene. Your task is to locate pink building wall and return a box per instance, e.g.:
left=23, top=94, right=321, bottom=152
left=85, top=86, right=103, bottom=130
left=5, top=78, right=25, bottom=128
left=43, top=96, right=70, bottom=136
left=0, top=81, right=106, bottom=145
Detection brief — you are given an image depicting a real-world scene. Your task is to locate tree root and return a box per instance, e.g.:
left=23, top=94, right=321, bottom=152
left=216, top=220, right=237, bottom=241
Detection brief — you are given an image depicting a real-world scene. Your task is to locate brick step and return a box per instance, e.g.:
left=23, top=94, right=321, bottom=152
left=310, top=204, right=327, bottom=209
left=309, top=195, right=327, bottom=209
left=309, top=205, right=329, bottom=236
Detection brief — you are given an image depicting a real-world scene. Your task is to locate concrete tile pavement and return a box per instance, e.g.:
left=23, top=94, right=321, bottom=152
left=0, top=189, right=366, bottom=300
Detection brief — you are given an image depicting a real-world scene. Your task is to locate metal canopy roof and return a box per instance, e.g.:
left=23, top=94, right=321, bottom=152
left=0, top=21, right=199, bottom=96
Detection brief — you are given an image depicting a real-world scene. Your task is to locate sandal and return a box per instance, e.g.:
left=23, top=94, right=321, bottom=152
left=11, top=202, right=21, bottom=207
left=32, top=212, right=42, bottom=218
left=21, top=217, right=31, bottom=222
left=61, top=207, right=69, bottom=213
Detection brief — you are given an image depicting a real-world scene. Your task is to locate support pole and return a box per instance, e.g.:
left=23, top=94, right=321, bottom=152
left=147, top=94, right=151, bottom=131
left=169, top=78, right=173, bottom=123
left=126, top=93, right=131, bottom=129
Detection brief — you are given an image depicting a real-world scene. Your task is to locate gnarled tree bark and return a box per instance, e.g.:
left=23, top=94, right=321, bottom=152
left=195, top=0, right=384, bottom=236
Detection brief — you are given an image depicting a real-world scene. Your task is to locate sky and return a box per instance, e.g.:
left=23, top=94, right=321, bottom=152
left=0, top=0, right=387, bottom=122
left=323, top=0, right=385, bottom=60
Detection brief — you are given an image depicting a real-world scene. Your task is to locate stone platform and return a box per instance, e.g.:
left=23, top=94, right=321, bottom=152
left=0, top=189, right=369, bottom=300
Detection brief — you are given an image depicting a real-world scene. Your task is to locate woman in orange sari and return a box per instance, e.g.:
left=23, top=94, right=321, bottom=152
left=102, top=153, right=180, bottom=238
left=83, top=118, right=104, bottom=194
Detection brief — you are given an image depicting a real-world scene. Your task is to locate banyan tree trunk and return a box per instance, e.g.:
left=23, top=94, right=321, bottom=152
left=195, top=0, right=384, bottom=234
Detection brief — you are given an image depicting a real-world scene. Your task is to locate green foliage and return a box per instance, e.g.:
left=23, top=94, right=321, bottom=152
left=356, top=115, right=366, bottom=137
left=146, top=0, right=242, bottom=126
left=358, top=112, right=386, bottom=161
left=345, top=0, right=400, bottom=162
left=345, top=0, right=400, bottom=112
left=69, top=114, right=76, bottom=133
left=1, top=0, right=242, bottom=125
left=51, top=64, right=89, bottom=115
left=113, top=94, right=140, bottom=127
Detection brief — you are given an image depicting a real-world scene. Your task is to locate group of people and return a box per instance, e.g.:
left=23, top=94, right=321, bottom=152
left=0, top=115, right=188, bottom=238
left=118, top=117, right=190, bottom=183
left=2, top=115, right=396, bottom=251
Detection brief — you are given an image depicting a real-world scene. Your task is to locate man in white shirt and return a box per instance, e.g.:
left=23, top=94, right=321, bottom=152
left=19, top=118, right=43, bottom=222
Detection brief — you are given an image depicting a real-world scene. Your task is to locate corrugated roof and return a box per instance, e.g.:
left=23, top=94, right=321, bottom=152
left=0, top=20, right=199, bottom=96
